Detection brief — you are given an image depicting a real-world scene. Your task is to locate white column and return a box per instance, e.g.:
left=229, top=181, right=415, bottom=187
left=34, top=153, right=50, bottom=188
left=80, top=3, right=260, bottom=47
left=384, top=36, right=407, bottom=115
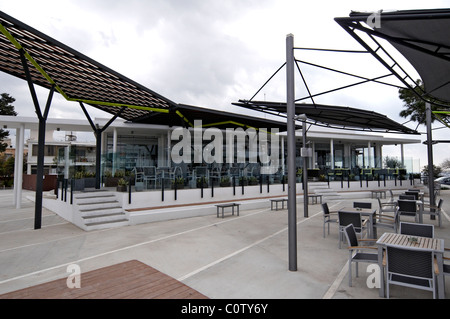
left=330, top=139, right=334, bottom=169
left=400, top=144, right=405, bottom=167
left=15, top=124, right=25, bottom=209
left=112, top=128, right=117, bottom=175
left=367, top=141, right=372, bottom=168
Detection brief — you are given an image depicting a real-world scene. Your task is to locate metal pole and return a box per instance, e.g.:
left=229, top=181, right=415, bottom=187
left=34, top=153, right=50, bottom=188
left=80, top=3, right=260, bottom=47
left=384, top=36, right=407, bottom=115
left=425, top=102, right=436, bottom=217
left=302, top=119, right=308, bottom=218
left=286, top=34, right=297, bottom=271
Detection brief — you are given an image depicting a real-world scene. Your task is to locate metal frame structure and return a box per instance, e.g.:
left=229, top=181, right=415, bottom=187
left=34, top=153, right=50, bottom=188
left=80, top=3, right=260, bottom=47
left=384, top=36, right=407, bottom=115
left=335, top=8, right=450, bottom=224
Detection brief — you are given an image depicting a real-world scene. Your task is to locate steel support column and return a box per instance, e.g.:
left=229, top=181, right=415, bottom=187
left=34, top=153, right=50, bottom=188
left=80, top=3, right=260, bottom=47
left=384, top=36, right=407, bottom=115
left=19, top=49, right=55, bottom=229
left=286, top=34, right=297, bottom=271
left=426, top=102, right=436, bottom=217
left=80, top=102, right=125, bottom=189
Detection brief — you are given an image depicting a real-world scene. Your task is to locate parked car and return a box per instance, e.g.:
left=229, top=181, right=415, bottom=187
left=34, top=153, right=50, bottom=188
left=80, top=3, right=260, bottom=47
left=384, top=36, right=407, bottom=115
left=435, top=176, right=450, bottom=185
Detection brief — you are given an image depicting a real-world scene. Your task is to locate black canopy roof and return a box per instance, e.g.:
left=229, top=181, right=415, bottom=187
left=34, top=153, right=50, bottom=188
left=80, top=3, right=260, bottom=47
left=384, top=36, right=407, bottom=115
left=233, top=100, right=419, bottom=135
left=335, top=8, right=450, bottom=105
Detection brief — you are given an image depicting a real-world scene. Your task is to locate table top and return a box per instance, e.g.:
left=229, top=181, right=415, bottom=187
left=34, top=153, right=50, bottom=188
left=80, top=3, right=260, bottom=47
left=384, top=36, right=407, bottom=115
left=338, top=207, right=376, bottom=215
left=376, top=232, right=443, bottom=252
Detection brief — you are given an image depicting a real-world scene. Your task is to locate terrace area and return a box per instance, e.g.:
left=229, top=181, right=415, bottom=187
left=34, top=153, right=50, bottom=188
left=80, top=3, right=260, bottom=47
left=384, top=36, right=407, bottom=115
left=0, top=186, right=448, bottom=302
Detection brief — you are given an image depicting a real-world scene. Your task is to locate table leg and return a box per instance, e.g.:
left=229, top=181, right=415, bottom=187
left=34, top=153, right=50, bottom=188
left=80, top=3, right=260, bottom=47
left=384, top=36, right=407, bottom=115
left=436, top=252, right=444, bottom=299
left=378, top=245, right=385, bottom=298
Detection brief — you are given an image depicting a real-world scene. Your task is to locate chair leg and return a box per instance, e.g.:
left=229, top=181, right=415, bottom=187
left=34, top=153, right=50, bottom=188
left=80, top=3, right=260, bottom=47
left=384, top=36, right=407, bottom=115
left=348, top=253, right=352, bottom=287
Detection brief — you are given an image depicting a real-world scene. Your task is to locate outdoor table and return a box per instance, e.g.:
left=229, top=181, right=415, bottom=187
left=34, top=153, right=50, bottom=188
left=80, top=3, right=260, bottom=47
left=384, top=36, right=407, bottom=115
left=270, top=198, right=288, bottom=211
left=375, top=232, right=445, bottom=299
left=338, top=207, right=377, bottom=239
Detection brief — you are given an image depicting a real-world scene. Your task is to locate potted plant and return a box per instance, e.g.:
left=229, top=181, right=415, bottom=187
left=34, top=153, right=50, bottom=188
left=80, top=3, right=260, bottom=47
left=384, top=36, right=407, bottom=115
left=172, top=177, right=185, bottom=189
left=248, top=176, right=258, bottom=185
left=196, top=176, right=208, bottom=188
left=220, top=176, right=231, bottom=187
left=73, top=171, right=85, bottom=191
left=239, top=176, right=248, bottom=186
left=116, top=178, right=128, bottom=192
left=84, top=171, right=96, bottom=188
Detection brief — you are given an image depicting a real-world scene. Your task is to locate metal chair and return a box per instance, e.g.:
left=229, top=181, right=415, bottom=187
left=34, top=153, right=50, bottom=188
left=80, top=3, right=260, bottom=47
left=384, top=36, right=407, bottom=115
left=422, top=198, right=444, bottom=227
left=399, top=194, right=415, bottom=200
left=373, top=207, right=400, bottom=234
left=399, top=222, right=434, bottom=238
left=405, top=191, right=419, bottom=200
left=321, top=203, right=338, bottom=238
left=385, top=245, right=438, bottom=299
left=338, top=211, right=368, bottom=248
left=353, top=201, right=372, bottom=209
left=397, top=199, right=419, bottom=223
left=342, top=224, right=378, bottom=287
left=377, top=197, right=396, bottom=218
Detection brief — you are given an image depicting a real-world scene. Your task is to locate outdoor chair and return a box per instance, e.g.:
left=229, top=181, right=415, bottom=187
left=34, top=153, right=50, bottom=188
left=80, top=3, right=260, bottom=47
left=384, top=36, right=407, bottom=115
left=377, top=198, right=396, bottom=218
left=321, top=203, right=338, bottom=238
left=142, top=166, right=157, bottom=189
left=405, top=191, right=419, bottom=200
left=385, top=245, right=438, bottom=299
left=342, top=224, right=378, bottom=287
left=388, top=189, right=395, bottom=203
left=399, top=222, right=434, bottom=238
left=399, top=194, right=415, bottom=200
left=373, top=207, right=400, bottom=234
left=353, top=202, right=372, bottom=209
left=338, top=211, right=368, bottom=248
left=422, top=199, right=444, bottom=227
left=397, top=199, right=419, bottom=223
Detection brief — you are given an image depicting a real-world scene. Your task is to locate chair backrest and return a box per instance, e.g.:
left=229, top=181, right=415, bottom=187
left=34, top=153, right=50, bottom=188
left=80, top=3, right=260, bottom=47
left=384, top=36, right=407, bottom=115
left=405, top=191, right=419, bottom=200
left=321, top=203, right=330, bottom=215
left=397, top=199, right=417, bottom=213
left=353, top=202, right=372, bottom=209
left=386, top=246, right=433, bottom=279
left=437, top=198, right=444, bottom=209
left=399, top=195, right=415, bottom=200
left=143, top=166, right=156, bottom=176
left=343, top=224, right=359, bottom=247
left=338, top=211, right=362, bottom=228
left=399, top=222, right=434, bottom=238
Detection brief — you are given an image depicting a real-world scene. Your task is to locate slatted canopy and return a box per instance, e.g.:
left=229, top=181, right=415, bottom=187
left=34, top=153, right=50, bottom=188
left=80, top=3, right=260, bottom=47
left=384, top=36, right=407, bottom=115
left=233, top=100, right=420, bottom=135
left=0, top=10, right=177, bottom=119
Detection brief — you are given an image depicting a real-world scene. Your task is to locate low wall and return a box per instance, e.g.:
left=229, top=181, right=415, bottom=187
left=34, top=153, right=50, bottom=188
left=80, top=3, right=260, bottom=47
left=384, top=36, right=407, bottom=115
left=22, top=174, right=57, bottom=192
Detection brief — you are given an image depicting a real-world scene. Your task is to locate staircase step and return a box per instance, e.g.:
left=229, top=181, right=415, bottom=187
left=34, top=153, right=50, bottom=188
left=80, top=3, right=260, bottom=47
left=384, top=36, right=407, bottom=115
left=81, top=207, right=124, bottom=218
left=82, top=212, right=128, bottom=225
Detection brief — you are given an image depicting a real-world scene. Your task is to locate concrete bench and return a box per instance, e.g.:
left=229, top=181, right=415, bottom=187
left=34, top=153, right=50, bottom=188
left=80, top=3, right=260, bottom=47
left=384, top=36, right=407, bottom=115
left=307, top=194, right=323, bottom=205
left=270, top=198, right=288, bottom=211
left=215, top=203, right=240, bottom=218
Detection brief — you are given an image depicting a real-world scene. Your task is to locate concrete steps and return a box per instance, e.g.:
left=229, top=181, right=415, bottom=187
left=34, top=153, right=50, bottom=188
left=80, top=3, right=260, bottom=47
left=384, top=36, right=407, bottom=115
left=74, top=190, right=129, bottom=231
left=308, top=182, right=341, bottom=200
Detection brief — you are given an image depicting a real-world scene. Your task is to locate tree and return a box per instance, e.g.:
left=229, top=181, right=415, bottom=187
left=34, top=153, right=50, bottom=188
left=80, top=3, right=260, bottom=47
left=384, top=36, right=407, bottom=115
left=398, top=79, right=450, bottom=125
left=441, top=158, right=450, bottom=169
left=422, top=164, right=442, bottom=179
left=0, top=93, right=17, bottom=153
left=384, top=156, right=403, bottom=169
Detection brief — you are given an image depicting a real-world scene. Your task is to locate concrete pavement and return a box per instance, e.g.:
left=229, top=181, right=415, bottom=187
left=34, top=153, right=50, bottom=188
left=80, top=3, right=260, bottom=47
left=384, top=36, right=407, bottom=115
left=0, top=188, right=449, bottom=299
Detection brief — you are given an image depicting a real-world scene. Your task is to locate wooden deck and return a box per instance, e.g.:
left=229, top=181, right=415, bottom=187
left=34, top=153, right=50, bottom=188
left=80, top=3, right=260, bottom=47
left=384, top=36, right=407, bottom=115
left=0, top=260, right=208, bottom=299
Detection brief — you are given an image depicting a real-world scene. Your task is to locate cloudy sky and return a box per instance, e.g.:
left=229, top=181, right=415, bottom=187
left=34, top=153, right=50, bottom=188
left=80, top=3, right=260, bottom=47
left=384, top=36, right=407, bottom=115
left=1, top=0, right=449, bottom=169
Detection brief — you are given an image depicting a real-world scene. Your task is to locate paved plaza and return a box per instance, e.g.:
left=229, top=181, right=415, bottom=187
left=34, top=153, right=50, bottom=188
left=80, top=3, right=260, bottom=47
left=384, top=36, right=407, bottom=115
left=0, top=188, right=449, bottom=300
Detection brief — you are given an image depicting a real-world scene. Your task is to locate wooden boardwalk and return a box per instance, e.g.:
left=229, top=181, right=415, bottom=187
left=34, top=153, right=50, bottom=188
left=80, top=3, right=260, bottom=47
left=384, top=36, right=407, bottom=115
left=0, top=260, right=208, bottom=299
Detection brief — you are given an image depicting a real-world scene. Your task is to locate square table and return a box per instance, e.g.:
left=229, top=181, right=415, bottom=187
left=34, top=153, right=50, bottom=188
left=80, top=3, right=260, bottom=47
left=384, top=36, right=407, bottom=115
left=375, top=232, right=445, bottom=299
